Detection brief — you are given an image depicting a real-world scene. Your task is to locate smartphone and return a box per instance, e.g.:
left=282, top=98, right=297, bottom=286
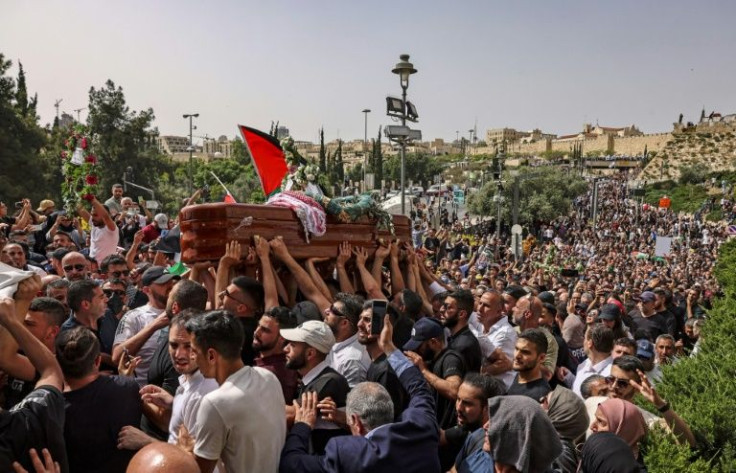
left=370, top=300, right=388, bottom=335
left=561, top=268, right=579, bottom=278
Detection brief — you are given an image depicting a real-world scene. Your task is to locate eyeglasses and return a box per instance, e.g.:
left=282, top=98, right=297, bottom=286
left=605, top=375, right=631, bottom=390
left=110, top=270, right=130, bottom=278
left=219, top=289, right=249, bottom=306
left=63, top=264, right=86, bottom=272
left=103, top=289, right=126, bottom=297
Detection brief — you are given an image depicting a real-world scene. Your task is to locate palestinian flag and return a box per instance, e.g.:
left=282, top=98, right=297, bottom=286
left=238, top=125, right=287, bottom=197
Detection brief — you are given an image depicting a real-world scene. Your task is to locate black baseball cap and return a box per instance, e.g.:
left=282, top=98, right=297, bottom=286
left=141, top=266, right=180, bottom=287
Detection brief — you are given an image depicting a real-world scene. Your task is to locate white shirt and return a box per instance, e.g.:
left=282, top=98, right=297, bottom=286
left=194, top=366, right=285, bottom=473
left=326, top=333, right=371, bottom=388
left=169, top=370, right=219, bottom=444
left=472, top=317, right=517, bottom=388
left=113, top=304, right=161, bottom=387
left=572, top=355, right=613, bottom=397
left=89, top=224, right=119, bottom=264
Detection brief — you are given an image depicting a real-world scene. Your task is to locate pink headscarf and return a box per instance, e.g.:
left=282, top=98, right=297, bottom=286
left=598, top=398, right=647, bottom=458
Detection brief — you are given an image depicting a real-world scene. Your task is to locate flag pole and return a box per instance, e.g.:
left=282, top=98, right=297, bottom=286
left=209, top=171, right=233, bottom=197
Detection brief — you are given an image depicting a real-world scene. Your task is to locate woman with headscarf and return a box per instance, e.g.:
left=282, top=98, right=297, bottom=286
left=542, top=386, right=589, bottom=473
left=580, top=432, right=643, bottom=473
left=484, top=395, right=562, bottom=473
left=590, top=398, right=647, bottom=461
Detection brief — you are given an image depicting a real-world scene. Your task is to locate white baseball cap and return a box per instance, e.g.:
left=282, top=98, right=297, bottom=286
left=280, top=320, right=336, bottom=354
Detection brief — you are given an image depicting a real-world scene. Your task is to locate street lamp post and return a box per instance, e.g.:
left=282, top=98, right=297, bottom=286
left=183, top=113, right=199, bottom=193
left=391, top=54, right=417, bottom=215
left=362, top=108, right=371, bottom=188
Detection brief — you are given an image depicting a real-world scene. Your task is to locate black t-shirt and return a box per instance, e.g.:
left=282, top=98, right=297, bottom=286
left=629, top=311, right=668, bottom=340
left=655, top=309, right=677, bottom=336
left=507, top=375, right=551, bottom=401
left=366, top=354, right=408, bottom=421
left=431, top=348, right=466, bottom=429
left=1, top=370, right=39, bottom=410
left=448, top=325, right=482, bottom=373
left=64, top=375, right=142, bottom=473
left=0, top=385, right=69, bottom=473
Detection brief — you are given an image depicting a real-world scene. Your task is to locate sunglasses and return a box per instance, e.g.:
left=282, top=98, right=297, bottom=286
left=325, top=305, right=346, bottom=318
left=219, top=289, right=249, bottom=306
left=110, top=270, right=130, bottom=278
left=63, top=264, right=86, bottom=272
left=103, top=289, right=126, bottom=297
left=605, top=375, right=631, bottom=390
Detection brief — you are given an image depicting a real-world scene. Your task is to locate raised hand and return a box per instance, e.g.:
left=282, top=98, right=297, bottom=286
left=336, top=241, right=353, bottom=267
left=220, top=240, right=242, bottom=267
left=269, top=236, right=290, bottom=260
left=375, top=240, right=391, bottom=260
left=353, top=246, right=369, bottom=267
left=117, top=425, right=153, bottom=450
left=630, top=369, right=667, bottom=409
left=15, top=275, right=43, bottom=302
left=294, top=391, right=318, bottom=429
left=253, top=235, right=271, bottom=260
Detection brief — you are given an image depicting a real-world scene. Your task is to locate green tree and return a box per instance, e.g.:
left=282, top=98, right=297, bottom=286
left=372, top=126, right=384, bottom=189
left=467, top=167, right=586, bottom=223
left=318, top=127, right=326, bottom=173
left=86, top=80, right=173, bottom=203
left=334, top=139, right=344, bottom=183
left=0, top=54, right=53, bottom=204
left=383, top=152, right=444, bottom=189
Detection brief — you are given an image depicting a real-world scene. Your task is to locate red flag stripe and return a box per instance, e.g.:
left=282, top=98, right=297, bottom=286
left=238, top=125, right=287, bottom=197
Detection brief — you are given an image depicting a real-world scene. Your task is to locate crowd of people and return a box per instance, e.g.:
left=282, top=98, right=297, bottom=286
left=0, top=171, right=722, bottom=472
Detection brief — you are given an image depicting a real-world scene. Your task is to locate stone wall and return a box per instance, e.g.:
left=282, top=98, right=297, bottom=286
left=613, top=133, right=672, bottom=156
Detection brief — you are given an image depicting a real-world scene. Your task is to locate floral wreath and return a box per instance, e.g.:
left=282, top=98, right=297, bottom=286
left=61, top=125, right=99, bottom=211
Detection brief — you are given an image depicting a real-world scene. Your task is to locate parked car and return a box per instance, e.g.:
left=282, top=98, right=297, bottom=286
left=427, top=184, right=449, bottom=196
left=411, top=186, right=424, bottom=197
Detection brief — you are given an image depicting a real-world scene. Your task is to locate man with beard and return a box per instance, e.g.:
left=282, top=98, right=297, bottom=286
left=442, top=290, right=482, bottom=373
left=355, top=300, right=408, bottom=420
left=112, top=266, right=180, bottom=387
left=511, top=295, right=558, bottom=374
left=404, top=317, right=465, bottom=429
left=60, top=251, right=89, bottom=282
left=323, top=293, right=371, bottom=388
left=77, top=197, right=119, bottom=265
left=449, top=374, right=507, bottom=473
left=507, top=328, right=552, bottom=400
left=45, top=279, right=70, bottom=314
left=62, top=279, right=117, bottom=369
left=253, top=306, right=300, bottom=403
left=115, top=310, right=220, bottom=453
left=282, top=320, right=350, bottom=454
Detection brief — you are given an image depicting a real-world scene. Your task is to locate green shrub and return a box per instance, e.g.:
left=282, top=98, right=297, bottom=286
left=640, top=239, right=736, bottom=471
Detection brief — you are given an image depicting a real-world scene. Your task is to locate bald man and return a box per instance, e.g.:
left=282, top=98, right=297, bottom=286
left=510, top=295, right=558, bottom=373
left=126, top=442, right=199, bottom=473
left=61, top=251, right=89, bottom=282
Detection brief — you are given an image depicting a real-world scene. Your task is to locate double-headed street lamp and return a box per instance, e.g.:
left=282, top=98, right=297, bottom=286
left=386, top=54, right=419, bottom=215
left=183, top=113, right=199, bottom=193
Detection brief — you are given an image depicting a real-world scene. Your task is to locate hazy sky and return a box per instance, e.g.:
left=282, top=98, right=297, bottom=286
left=3, top=0, right=735, bottom=144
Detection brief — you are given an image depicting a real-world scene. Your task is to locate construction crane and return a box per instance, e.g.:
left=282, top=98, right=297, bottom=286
left=73, top=107, right=87, bottom=122
left=54, top=99, right=63, bottom=120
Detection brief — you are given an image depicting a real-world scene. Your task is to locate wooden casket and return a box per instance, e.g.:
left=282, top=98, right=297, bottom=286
left=179, top=203, right=411, bottom=263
